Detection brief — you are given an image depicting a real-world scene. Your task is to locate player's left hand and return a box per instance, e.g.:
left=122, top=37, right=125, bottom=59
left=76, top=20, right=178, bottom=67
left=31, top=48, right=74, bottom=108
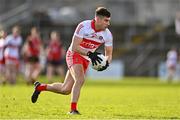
left=98, top=61, right=109, bottom=71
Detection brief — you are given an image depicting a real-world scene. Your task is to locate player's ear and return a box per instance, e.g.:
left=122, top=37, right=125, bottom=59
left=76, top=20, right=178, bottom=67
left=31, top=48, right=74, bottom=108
left=95, top=16, right=101, bottom=22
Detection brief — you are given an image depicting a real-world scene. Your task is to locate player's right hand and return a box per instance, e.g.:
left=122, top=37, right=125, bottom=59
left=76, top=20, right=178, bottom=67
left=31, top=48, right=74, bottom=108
left=87, top=51, right=103, bottom=66
left=98, top=61, right=109, bottom=71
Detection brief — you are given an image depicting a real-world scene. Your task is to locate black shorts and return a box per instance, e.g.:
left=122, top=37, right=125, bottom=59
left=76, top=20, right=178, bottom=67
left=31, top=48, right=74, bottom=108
left=47, top=59, right=64, bottom=66
left=27, top=56, right=39, bottom=63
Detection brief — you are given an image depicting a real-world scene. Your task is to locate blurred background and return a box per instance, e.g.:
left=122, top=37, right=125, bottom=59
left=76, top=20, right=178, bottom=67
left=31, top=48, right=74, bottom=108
left=0, top=0, right=180, bottom=79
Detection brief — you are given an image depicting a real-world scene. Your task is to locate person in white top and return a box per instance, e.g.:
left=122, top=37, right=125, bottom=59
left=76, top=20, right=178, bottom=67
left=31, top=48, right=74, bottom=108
left=0, top=29, right=6, bottom=84
left=166, top=47, right=178, bottom=82
left=4, top=26, right=22, bottom=84
left=31, top=7, right=113, bottom=114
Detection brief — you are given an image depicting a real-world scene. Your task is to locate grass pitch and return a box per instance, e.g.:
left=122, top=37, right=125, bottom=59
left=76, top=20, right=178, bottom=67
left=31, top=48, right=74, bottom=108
left=0, top=77, right=180, bottom=119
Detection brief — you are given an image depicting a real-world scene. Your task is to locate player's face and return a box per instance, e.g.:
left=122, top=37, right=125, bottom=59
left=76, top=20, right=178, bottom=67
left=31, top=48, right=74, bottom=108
left=12, top=27, right=20, bottom=37
left=99, top=16, right=111, bottom=30
left=0, top=30, right=6, bottom=38
left=31, top=28, right=39, bottom=37
left=51, top=32, right=59, bottom=41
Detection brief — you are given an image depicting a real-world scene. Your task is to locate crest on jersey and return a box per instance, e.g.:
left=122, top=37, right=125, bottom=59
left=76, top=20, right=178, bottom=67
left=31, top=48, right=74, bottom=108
left=99, top=36, right=103, bottom=41
left=85, top=33, right=103, bottom=40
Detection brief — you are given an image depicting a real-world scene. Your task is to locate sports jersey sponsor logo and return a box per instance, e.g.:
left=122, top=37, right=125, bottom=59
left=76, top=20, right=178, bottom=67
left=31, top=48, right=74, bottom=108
left=80, top=38, right=101, bottom=49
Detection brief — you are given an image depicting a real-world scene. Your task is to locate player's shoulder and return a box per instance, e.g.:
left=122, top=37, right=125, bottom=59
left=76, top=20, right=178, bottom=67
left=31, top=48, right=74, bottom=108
left=6, top=34, right=21, bottom=39
left=0, top=38, right=5, bottom=44
left=5, top=34, right=13, bottom=40
left=6, top=34, right=12, bottom=38
left=104, top=28, right=113, bottom=38
left=105, top=28, right=112, bottom=34
left=79, top=20, right=91, bottom=24
left=78, top=20, right=92, bottom=28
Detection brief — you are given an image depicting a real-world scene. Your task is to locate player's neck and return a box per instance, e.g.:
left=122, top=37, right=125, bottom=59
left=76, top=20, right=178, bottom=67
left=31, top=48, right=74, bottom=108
left=94, top=20, right=102, bottom=32
left=95, top=25, right=101, bottom=31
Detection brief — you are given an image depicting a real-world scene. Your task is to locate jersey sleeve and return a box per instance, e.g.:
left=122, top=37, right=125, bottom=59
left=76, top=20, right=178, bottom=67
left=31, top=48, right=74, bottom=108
left=18, top=36, right=22, bottom=46
left=104, top=30, right=113, bottom=47
left=73, top=22, right=85, bottom=38
left=4, top=35, right=11, bottom=45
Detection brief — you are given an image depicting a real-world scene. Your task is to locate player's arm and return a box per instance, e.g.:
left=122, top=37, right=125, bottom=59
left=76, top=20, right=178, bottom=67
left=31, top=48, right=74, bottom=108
left=71, top=23, right=89, bottom=56
left=97, top=30, right=113, bottom=71
left=21, top=41, right=28, bottom=56
left=3, top=36, right=10, bottom=52
left=60, top=46, right=66, bottom=57
left=71, top=35, right=103, bottom=65
left=71, top=35, right=89, bottom=56
left=97, top=46, right=112, bottom=71
left=40, top=44, right=44, bottom=57
left=105, top=46, right=113, bottom=63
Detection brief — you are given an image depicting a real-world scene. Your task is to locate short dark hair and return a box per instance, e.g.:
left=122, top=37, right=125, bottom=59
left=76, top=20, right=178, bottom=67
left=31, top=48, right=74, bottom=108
left=95, top=7, right=111, bottom=18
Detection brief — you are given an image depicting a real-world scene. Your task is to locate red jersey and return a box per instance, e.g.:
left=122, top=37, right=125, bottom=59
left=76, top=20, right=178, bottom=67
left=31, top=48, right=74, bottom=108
left=27, top=36, right=41, bottom=57
left=47, top=40, right=63, bottom=61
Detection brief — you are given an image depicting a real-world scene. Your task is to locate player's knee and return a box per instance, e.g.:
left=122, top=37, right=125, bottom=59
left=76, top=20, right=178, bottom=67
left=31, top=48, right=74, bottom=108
left=61, top=90, right=71, bottom=95
left=61, top=88, right=71, bottom=95
left=63, top=91, right=71, bottom=95
left=75, top=79, right=84, bottom=85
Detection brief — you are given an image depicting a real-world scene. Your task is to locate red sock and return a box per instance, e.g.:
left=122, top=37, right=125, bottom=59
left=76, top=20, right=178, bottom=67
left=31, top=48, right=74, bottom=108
left=71, top=102, right=77, bottom=111
left=36, top=84, right=47, bottom=91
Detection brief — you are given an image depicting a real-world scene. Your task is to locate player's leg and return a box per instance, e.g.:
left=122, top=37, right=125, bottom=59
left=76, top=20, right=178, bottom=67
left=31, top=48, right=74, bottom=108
left=5, top=59, right=15, bottom=84
left=0, top=64, right=5, bottom=84
left=31, top=63, right=41, bottom=82
left=68, top=64, right=85, bottom=114
left=167, top=65, right=176, bottom=82
left=24, top=63, right=32, bottom=84
left=27, top=63, right=36, bottom=84
left=31, top=70, right=74, bottom=103
left=6, top=64, right=16, bottom=84
left=0, top=58, right=6, bottom=84
left=5, top=64, right=10, bottom=83
left=46, top=70, right=74, bottom=94
left=11, top=63, right=18, bottom=84
left=46, top=64, right=54, bottom=83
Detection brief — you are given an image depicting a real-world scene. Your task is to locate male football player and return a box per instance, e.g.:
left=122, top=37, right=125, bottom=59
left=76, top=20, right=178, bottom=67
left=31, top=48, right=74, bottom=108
left=31, top=7, right=113, bottom=115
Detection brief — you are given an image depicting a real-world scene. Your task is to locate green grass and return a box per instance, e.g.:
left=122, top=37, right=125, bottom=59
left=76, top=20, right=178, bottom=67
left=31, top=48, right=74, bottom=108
left=0, top=77, right=180, bottom=119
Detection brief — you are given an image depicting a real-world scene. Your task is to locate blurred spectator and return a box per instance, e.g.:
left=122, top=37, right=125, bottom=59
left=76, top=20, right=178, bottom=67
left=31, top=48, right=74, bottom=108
left=46, top=31, right=65, bottom=83
left=166, top=47, right=178, bottom=82
left=22, top=27, right=42, bottom=85
left=4, top=26, right=22, bottom=85
left=0, top=29, right=6, bottom=84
